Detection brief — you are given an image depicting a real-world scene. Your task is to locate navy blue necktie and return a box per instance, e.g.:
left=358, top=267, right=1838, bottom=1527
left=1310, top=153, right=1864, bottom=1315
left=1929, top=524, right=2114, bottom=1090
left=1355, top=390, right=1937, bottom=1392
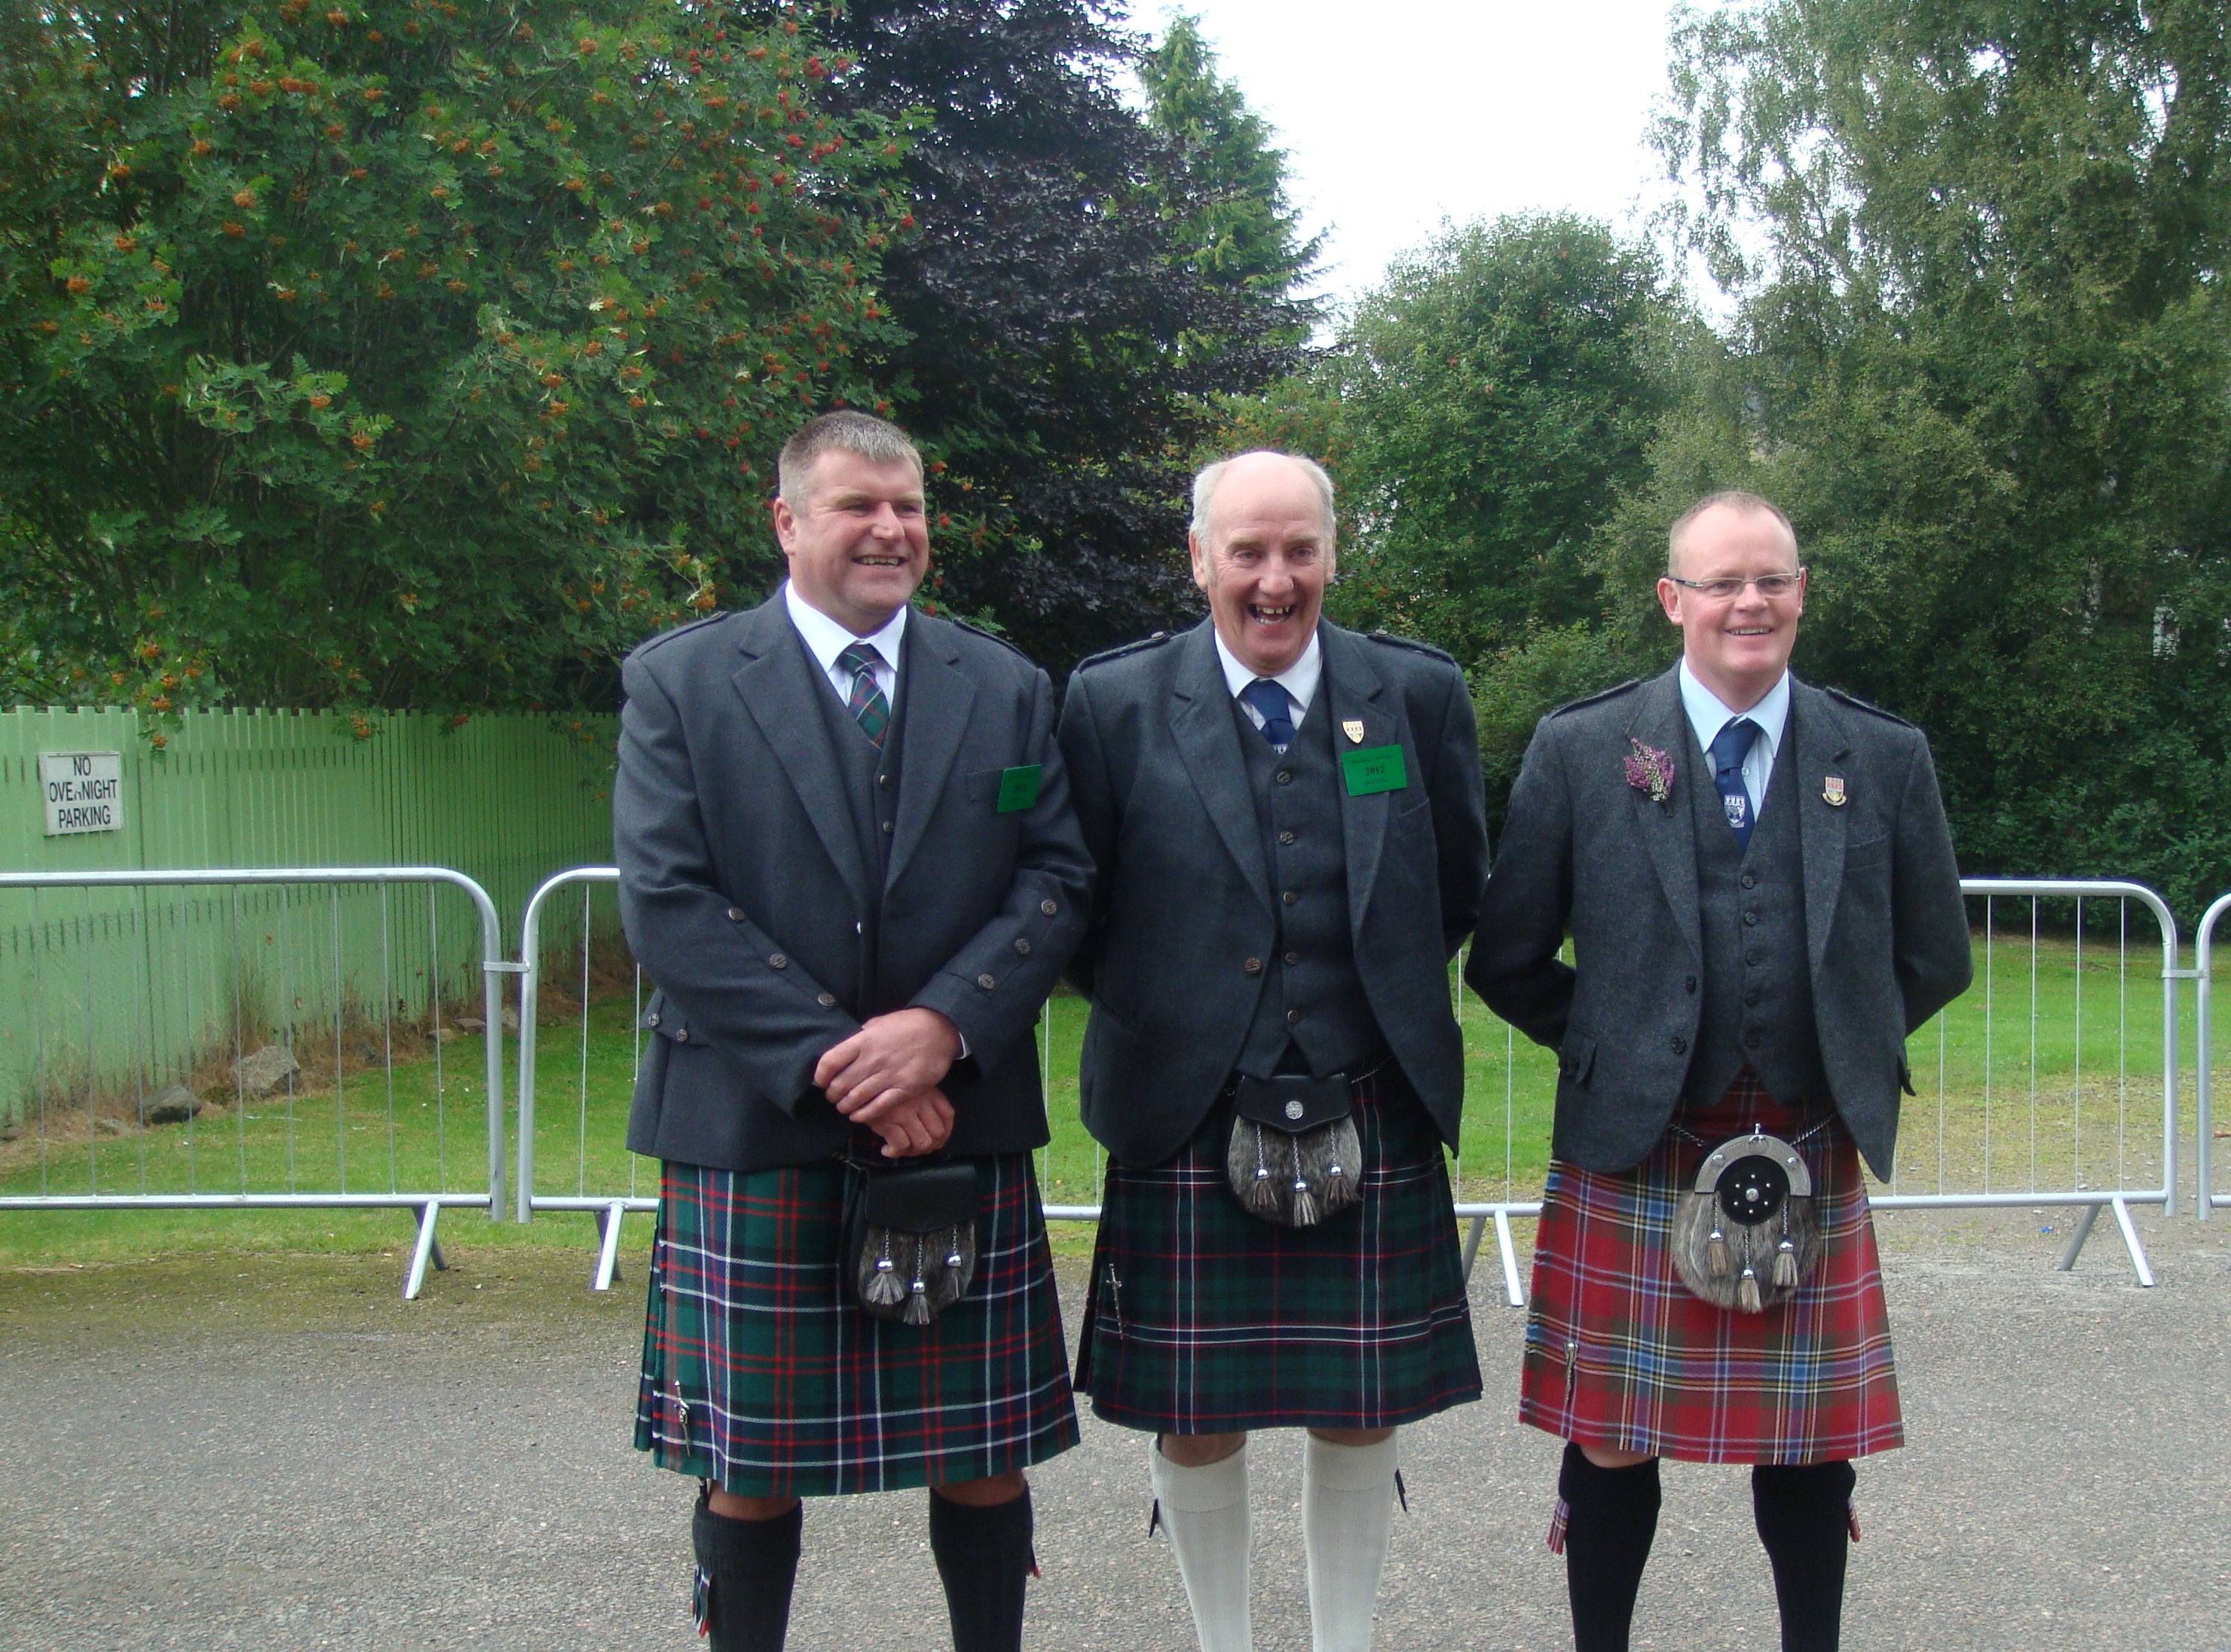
left=1709, top=717, right=1760, bottom=852
left=1240, top=678, right=1295, bottom=750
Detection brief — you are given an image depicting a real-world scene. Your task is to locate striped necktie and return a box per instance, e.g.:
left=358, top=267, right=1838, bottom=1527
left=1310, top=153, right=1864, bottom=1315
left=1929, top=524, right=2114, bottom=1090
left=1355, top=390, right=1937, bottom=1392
left=837, top=641, right=889, bottom=748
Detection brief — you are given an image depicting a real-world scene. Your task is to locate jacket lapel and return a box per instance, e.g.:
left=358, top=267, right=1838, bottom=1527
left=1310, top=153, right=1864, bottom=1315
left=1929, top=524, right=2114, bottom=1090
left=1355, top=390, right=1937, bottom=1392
left=1789, top=678, right=1852, bottom=983
left=729, top=596, right=873, bottom=909
left=1321, top=626, right=1395, bottom=927
left=1627, top=665, right=1703, bottom=962
left=1169, top=623, right=1274, bottom=914
left=885, top=613, right=975, bottom=890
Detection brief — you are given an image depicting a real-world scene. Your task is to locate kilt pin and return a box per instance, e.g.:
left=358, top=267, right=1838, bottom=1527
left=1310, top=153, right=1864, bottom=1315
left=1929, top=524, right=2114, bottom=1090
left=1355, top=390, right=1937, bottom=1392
left=638, top=1153, right=1080, bottom=1499
left=1519, top=1069, right=1902, bottom=1465
left=1076, top=1066, right=1482, bottom=1435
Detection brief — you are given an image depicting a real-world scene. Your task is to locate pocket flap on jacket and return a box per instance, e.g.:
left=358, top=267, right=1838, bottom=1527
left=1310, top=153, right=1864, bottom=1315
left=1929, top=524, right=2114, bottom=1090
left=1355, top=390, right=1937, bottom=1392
left=1559, top=1031, right=1598, bottom=1085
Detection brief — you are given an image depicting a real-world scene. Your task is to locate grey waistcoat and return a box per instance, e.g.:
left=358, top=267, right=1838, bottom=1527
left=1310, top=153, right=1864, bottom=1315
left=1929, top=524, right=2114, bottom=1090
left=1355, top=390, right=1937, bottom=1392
left=805, top=635, right=906, bottom=1016
left=1684, top=722, right=1830, bottom=1106
left=1232, top=693, right=1384, bottom=1078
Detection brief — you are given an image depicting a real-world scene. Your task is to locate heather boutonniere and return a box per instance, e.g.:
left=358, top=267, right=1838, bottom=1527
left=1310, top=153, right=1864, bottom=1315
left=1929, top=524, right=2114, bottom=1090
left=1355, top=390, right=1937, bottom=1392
left=1624, top=737, right=1676, bottom=806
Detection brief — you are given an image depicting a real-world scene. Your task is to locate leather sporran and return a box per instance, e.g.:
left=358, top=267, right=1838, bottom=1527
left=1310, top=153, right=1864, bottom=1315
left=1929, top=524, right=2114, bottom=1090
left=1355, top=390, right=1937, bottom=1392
left=1670, top=1127, right=1823, bottom=1314
left=843, top=1158, right=980, bottom=1326
left=1225, top=1073, right=1363, bottom=1227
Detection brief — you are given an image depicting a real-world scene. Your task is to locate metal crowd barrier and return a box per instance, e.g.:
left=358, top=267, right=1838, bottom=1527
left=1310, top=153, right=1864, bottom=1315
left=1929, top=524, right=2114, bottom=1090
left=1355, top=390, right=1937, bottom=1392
left=0, top=867, right=511, bottom=1299
left=2192, top=892, right=2231, bottom=1219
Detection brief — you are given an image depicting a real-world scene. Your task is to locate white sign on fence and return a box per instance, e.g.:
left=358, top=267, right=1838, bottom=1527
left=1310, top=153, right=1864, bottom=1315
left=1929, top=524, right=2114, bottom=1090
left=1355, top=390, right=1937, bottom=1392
left=39, top=751, right=124, bottom=836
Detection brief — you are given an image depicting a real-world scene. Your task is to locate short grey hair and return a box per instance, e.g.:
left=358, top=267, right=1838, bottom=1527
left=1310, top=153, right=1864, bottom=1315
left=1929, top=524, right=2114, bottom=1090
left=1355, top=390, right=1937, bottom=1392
left=1191, top=451, right=1337, bottom=548
left=1667, top=490, right=1798, bottom=575
left=777, top=410, right=922, bottom=504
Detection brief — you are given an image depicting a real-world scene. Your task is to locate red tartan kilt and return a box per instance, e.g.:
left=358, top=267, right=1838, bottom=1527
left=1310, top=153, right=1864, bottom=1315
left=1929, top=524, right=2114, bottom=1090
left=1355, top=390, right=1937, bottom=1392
left=1519, top=1071, right=1903, bottom=1465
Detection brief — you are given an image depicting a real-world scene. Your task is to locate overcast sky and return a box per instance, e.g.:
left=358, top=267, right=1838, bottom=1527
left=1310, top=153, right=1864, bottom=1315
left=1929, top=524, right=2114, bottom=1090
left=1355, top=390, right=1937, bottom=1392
left=1137, top=0, right=1690, bottom=317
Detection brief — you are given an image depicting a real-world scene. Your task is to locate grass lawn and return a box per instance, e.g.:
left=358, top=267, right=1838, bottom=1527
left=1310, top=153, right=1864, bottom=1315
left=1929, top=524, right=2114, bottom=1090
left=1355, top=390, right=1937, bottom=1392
left=0, top=922, right=2193, bottom=1271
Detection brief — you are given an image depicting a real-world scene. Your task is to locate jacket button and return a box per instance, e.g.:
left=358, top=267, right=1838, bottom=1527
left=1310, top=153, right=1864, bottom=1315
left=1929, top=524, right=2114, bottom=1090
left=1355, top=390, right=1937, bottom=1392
left=1286, top=1008, right=1303, bottom=1025
left=881, top=820, right=894, bottom=834
left=1743, top=910, right=1759, bottom=927
left=1243, top=958, right=1262, bottom=975
left=877, top=772, right=889, bottom=789
left=1275, top=770, right=1293, bottom=785
left=1014, top=938, right=1031, bottom=956
left=1744, top=990, right=1761, bottom=1008
left=1040, top=899, right=1058, bottom=916
left=977, top=973, right=996, bottom=990
left=1744, top=1029, right=1762, bottom=1049
left=1283, top=890, right=1299, bottom=906
left=1685, top=975, right=1697, bottom=994
left=726, top=906, right=745, bottom=921
left=1745, top=949, right=1762, bottom=966
left=647, top=1012, right=660, bottom=1027
left=1670, top=1036, right=1688, bottom=1055
left=1284, top=951, right=1300, bottom=966
left=1740, top=872, right=1757, bottom=889
left=673, top=1027, right=687, bottom=1042
left=1278, top=829, right=1296, bottom=846
left=818, top=992, right=838, bottom=1008
left=768, top=953, right=788, bottom=969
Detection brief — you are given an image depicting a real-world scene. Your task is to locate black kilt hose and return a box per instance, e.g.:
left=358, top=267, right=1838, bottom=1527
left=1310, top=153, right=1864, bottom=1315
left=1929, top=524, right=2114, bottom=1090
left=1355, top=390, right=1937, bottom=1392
left=1075, top=1065, right=1482, bottom=1433
left=635, top=1152, right=1079, bottom=1498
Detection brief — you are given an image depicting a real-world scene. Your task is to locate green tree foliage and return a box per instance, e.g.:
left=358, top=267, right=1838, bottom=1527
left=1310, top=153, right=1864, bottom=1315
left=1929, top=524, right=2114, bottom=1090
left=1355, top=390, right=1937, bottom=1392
left=1324, top=215, right=1674, bottom=668
left=803, top=0, right=1313, bottom=670
left=1658, top=0, right=2231, bottom=910
left=0, top=0, right=901, bottom=721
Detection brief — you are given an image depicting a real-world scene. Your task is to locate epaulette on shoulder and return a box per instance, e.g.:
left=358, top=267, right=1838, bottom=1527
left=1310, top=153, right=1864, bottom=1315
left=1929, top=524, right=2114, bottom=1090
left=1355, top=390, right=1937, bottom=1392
left=632, top=610, right=729, bottom=656
left=1073, top=631, right=1177, bottom=672
left=1363, top=629, right=1457, bottom=665
left=1547, top=678, right=1644, bottom=717
left=1823, top=684, right=1917, bottom=728
left=947, top=613, right=1033, bottom=662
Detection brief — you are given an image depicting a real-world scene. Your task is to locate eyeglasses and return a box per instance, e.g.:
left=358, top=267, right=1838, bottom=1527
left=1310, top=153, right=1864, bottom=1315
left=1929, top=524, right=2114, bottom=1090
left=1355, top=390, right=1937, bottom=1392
left=1665, top=570, right=1806, bottom=601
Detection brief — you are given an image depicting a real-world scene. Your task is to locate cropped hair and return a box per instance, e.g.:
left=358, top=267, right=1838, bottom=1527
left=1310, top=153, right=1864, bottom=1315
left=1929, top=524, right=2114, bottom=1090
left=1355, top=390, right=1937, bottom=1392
left=1667, top=490, right=1798, bottom=574
left=777, top=411, right=921, bottom=505
left=1192, top=451, right=1338, bottom=550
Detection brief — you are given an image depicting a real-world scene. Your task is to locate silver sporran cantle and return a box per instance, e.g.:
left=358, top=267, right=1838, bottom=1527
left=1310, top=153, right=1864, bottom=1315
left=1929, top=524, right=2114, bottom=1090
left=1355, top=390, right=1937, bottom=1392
left=1670, top=1126, right=1822, bottom=1313
left=1226, top=1073, right=1363, bottom=1227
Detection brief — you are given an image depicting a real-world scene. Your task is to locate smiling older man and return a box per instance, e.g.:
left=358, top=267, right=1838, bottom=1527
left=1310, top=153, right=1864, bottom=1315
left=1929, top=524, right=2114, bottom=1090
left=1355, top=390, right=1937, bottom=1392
left=1057, top=451, right=1489, bottom=1652
left=1467, top=491, right=1972, bottom=1652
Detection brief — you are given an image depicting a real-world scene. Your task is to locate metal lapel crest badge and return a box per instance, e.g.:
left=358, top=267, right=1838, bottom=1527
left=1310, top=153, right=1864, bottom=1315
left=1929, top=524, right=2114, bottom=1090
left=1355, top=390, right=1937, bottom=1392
left=1822, top=774, right=1847, bottom=807
left=1342, top=718, right=1365, bottom=745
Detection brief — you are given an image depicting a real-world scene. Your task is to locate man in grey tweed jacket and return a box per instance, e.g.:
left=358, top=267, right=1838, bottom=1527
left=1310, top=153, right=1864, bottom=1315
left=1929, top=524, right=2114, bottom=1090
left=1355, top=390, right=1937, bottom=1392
left=1467, top=491, right=1970, bottom=1652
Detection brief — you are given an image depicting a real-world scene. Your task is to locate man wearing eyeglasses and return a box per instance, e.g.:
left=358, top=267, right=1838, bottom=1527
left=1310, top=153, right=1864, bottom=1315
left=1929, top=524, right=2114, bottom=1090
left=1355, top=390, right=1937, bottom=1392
left=1467, top=491, right=1970, bottom=1652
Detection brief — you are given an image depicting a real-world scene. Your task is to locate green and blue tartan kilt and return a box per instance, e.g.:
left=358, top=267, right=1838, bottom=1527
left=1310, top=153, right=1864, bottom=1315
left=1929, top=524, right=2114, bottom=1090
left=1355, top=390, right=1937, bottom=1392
left=1074, top=1066, right=1483, bottom=1433
left=635, top=1152, right=1080, bottom=1498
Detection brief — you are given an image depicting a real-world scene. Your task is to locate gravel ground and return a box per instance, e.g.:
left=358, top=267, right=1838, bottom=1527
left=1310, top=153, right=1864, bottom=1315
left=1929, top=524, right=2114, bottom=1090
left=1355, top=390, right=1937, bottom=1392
left=1, top=1205, right=2225, bottom=1651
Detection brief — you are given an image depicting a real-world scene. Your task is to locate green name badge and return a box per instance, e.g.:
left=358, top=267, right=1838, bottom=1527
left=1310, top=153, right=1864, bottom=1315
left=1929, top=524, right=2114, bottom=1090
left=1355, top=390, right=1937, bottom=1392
left=1340, top=744, right=1408, bottom=797
left=995, top=764, right=1043, bottom=813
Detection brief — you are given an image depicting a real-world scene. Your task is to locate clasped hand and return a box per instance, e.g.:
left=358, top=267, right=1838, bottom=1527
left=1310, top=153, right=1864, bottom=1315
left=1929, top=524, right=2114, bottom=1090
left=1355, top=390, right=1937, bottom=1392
left=816, top=1007, right=962, bottom=1158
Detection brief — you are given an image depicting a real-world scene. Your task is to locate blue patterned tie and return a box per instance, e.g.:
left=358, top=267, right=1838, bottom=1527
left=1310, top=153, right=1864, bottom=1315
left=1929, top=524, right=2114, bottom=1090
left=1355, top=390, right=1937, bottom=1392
left=837, top=641, right=889, bottom=748
left=1709, top=717, right=1760, bottom=852
left=1240, top=678, right=1295, bottom=750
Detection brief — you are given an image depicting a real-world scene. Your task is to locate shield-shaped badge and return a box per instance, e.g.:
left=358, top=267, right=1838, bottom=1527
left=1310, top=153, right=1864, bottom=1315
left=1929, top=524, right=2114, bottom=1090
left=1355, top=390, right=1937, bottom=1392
left=1822, top=775, right=1847, bottom=807
left=1342, top=719, right=1365, bottom=745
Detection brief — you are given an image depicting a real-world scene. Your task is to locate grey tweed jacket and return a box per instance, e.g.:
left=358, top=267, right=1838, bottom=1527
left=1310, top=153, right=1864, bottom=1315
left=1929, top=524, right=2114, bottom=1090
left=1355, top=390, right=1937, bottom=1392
left=1465, top=664, right=1972, bottom=1179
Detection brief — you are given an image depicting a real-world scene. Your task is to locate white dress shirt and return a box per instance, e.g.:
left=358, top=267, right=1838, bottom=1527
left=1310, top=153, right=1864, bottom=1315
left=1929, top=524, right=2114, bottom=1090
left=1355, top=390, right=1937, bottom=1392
left=1678, top=659, right=1789, bottom=818
left=1213, top=626, right=1323, bottom=736
left=784, top=581, right=907, bottom=710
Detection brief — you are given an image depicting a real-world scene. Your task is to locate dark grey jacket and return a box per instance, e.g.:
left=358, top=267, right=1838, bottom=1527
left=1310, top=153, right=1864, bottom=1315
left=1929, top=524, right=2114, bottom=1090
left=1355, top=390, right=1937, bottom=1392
left=1059, top=620, right=1490, bottom=1166
left=616, top=593, right=1093, bottom=1173
left=1465, top=665, right=1973, bottom=1179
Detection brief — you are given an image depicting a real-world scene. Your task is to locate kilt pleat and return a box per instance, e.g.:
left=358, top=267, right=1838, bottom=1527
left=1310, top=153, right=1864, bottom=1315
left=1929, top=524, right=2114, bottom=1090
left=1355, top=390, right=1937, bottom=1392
left=1519, top=1070, right=1902, bottom=1465
left=1076, top=1068, right=1482, bottom=1434
left=635, top=1152, right=1079, bottom=1498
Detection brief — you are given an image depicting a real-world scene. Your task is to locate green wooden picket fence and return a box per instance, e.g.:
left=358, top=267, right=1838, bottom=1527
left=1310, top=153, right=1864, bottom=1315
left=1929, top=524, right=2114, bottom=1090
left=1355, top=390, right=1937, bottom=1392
left=0, top=708, right=619, bottom=1128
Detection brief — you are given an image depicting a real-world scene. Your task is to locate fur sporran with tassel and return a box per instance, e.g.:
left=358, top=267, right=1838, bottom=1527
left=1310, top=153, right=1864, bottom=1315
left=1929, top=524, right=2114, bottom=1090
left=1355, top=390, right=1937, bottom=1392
left=1670, top=1127, right=1822, bottom=1314
left=1225, top=1073, right=1363, bottom=1228
left=843, top=1159, right=981, bottom=1326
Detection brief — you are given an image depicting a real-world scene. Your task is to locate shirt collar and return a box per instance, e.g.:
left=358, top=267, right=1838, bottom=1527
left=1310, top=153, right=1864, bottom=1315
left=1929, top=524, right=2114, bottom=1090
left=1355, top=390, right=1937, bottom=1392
left=783, top=580, right=908, bottom=675
left=1678, top=658, right=1790, bottom=759
left=1212, top=625, right=1323, bottom=712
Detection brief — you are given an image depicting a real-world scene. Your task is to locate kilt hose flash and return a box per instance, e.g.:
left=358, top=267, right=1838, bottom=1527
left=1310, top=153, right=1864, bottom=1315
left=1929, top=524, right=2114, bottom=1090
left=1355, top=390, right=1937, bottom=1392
left=1520, top=1069, right=1903, bottom=1465
left=635, top=1152, right=1079, bottom=1498
left=1075, top=1064, right=1483, bottom=1434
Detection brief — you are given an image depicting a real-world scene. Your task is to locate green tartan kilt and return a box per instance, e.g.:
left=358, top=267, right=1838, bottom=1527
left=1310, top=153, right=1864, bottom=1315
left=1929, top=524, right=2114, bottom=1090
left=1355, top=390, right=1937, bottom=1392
left=1074, top=1067, right=1483, bottom=1433
left=635, top=1152, right=1079, bottom=1498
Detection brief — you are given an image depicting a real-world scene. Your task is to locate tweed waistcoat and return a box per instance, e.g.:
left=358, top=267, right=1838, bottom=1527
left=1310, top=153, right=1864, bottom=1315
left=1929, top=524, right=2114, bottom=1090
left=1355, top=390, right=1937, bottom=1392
left=804, top=632, right=906, bottom=1015
left=1684, top=717, right=1829, bottom=1106
left=1232, top=690, right=1384, bottom=1078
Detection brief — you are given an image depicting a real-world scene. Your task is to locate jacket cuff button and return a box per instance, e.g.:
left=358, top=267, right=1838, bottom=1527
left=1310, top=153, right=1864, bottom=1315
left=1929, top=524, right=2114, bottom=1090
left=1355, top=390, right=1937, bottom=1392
left=673, top=1027, right=687, bottom=1042
left=727, top=907, right=745, bottom=921
left=768, top=953, right=788, bottom=969
left=647, top=1012, right=660, bottom=1027
left=1040, top=899, right=1058, bottom=916
left=977, top=973, right=996, bottom=990
left=817, top=992, right=837, bottom=1008
left=1243, top=958, right=1262, bottom=975
left=1014, top=938, right=1031, bottom=956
